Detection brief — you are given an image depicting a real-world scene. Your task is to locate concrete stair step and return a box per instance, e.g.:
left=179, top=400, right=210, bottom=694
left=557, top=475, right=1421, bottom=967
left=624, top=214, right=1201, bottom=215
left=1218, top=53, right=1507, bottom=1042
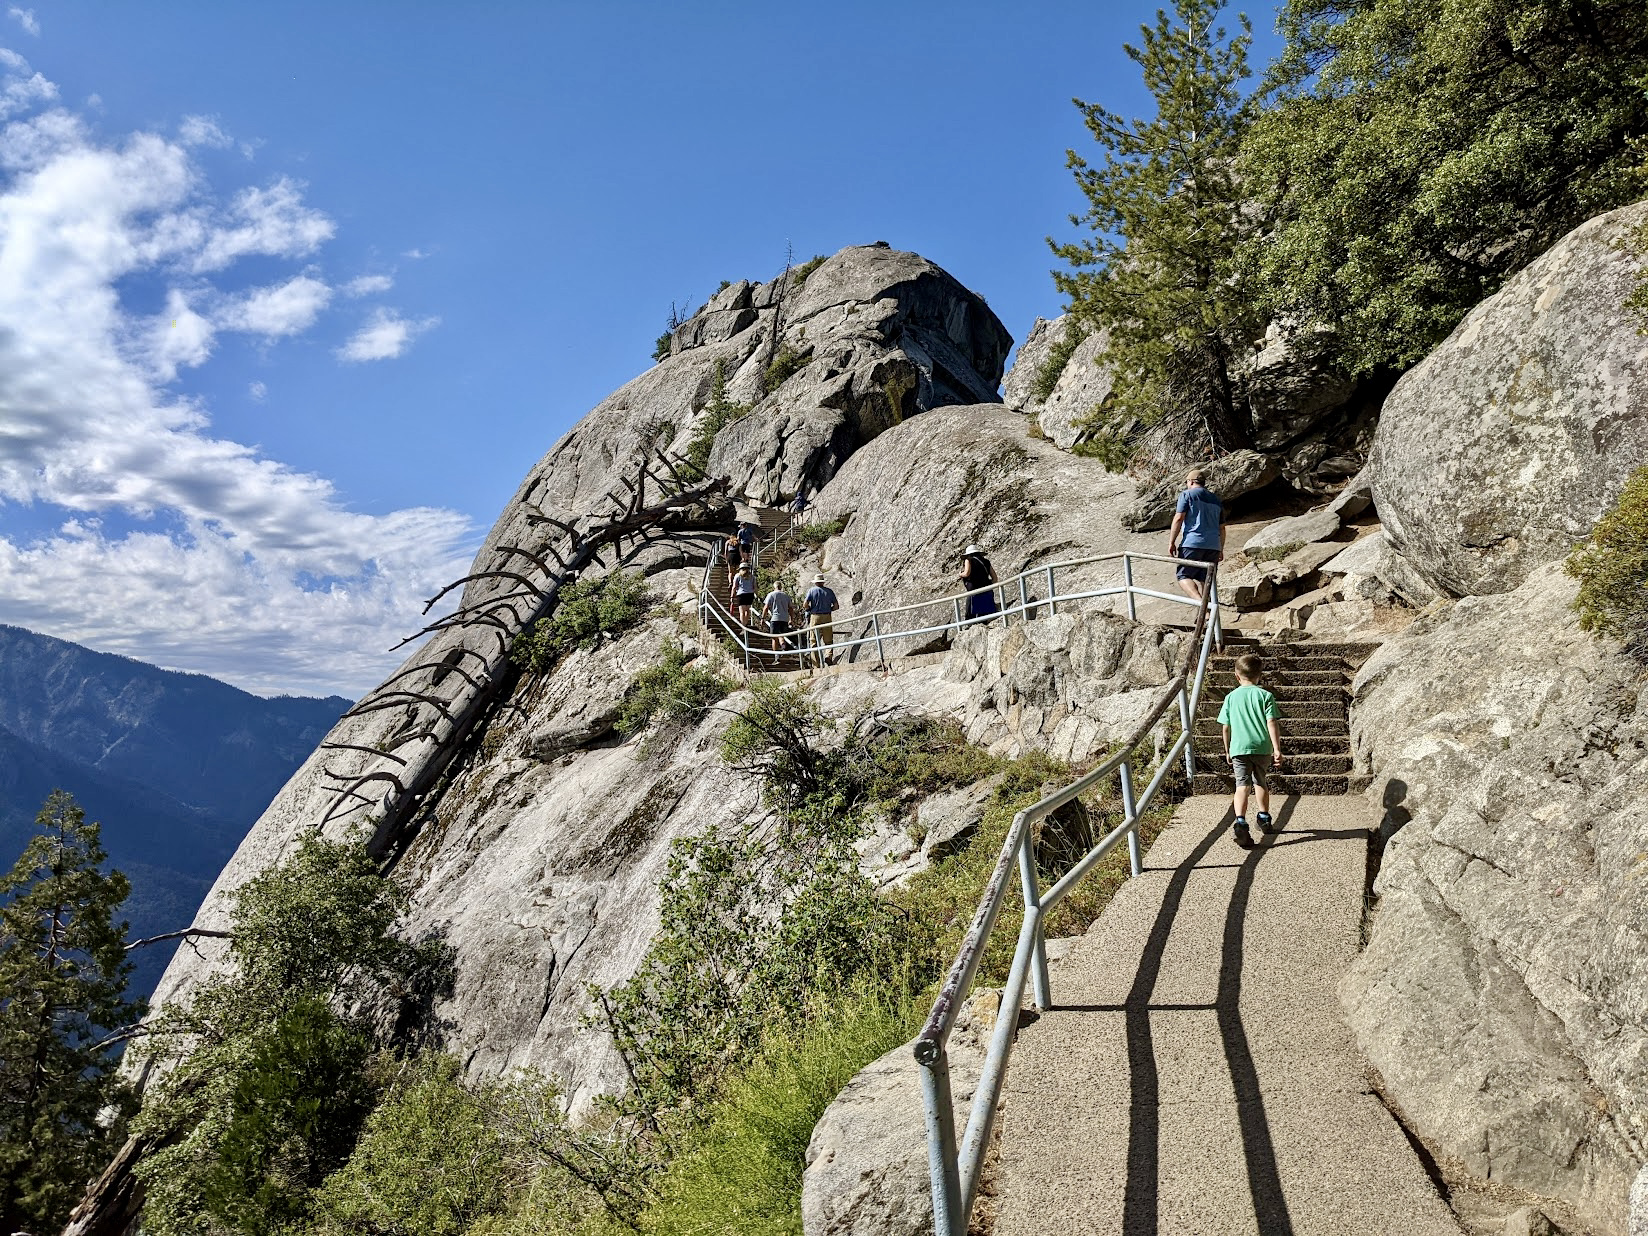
left=1192, top=735, right=1349, bottom=756
left=1199, top=699, right=1347, bottom=722
left=1192, top=772, right=1370, bottom=796
left=1196, top=717, right=1348, bottom=739
left=1195, top=753, right=1352, bottom=775
left=1209, top=655, right=1350, bottom=674
left=1203, top=683, right=1345, bottom=703
left=1203, top=669, right=1347, bottom=687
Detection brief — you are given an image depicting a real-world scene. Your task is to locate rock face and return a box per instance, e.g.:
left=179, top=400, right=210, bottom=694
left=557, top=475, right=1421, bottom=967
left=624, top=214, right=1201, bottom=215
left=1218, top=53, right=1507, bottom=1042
left=1345, top=564, right=1648, bottom=1234
left=146, top=246, right=1015, bottom=1114
left=694, top=246, right=1012, bottom=504
left=1369, top=201, right=1648, bottom=598
left=1123, top=449, right=1281, bottom=533
left=999, top=314, right=1115, bottom=451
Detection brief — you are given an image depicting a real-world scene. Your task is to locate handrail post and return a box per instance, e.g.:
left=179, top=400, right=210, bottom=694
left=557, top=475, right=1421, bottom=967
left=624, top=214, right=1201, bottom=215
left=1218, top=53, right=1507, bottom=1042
left=921, top=1053, right=964, bottom=1236
left=953, top=597, right=964, bottom=631
left=1018, top=828, right=1052, bottom=1011
left=1018, top=574, right=1028, bottom=623
left=1179, top=687, right=1196, bottom=785
left=1119, top=757, right=1141, bottom=878
left=1045, top=565, right=1057, bottom=616
left=1123, top=553, right=1136, bottom=622
left=872, top=612, right=886, bottom=664
left=1209, top=571, right=1223, bottom=647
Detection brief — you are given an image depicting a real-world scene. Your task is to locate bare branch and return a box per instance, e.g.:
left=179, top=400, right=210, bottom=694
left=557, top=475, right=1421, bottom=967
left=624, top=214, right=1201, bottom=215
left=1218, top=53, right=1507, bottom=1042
left=126, top=927, right=232, bottom=952
left=320, top=741, right=408, bottom=766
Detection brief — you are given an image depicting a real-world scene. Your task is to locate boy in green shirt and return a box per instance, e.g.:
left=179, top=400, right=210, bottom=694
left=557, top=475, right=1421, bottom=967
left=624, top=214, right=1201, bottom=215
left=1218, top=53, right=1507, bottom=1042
left=1217, top=652, right=1285, bottom=847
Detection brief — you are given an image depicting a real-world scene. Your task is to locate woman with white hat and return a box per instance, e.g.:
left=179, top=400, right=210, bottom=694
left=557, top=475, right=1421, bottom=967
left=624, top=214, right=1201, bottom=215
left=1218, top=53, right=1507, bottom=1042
left=958, top=544, right=998, bottom=622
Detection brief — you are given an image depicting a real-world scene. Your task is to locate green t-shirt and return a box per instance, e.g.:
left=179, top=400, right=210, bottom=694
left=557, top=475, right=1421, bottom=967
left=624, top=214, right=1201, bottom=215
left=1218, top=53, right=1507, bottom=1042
left=1217, top=683, right=1280, bottom=756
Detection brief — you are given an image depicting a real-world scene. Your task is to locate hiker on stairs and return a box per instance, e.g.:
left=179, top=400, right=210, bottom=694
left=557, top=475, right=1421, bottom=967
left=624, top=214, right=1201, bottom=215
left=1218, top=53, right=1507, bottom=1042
left=802, top=573, right=839, bottom=668
left=959, top=544, right=999, bottom=622
left=1218, top=651, right=1285, bottom=848
left=724, top=532, right=744, bottom=588
left=731, top=564, right=756, bottom=630
left=762, top=582, right=797, bottom=661
left=1169, top=467, right=1224, bottom=602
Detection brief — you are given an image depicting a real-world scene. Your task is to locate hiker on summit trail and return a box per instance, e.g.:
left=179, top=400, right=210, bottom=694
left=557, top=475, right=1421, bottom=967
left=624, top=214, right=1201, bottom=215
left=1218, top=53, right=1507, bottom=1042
left=1218, top=652, right=1285, bottom=848
left=802, top=573, right=839, bottom=667
left=959, top=544, right=998, bottom=621
left=731, top=564, right=756, bottom=629
left=737, top=520, right=758, bottom=559
left=789, top=491, right=809, bottom=521
left=724, top=533, right=744, bottom=587
left=762, top=582, right=797, bottom=658
left=1168, top=468, right=1223, bottom=602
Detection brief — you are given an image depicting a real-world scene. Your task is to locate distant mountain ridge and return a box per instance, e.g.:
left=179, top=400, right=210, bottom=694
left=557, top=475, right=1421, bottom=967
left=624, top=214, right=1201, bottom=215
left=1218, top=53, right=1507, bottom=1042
left=0, top=624, right=349, bottom=996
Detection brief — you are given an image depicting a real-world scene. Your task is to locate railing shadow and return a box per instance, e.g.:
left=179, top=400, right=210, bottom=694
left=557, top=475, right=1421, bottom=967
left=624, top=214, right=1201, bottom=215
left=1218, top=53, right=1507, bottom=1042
left=1119, top=795, right=1302, bottom=1236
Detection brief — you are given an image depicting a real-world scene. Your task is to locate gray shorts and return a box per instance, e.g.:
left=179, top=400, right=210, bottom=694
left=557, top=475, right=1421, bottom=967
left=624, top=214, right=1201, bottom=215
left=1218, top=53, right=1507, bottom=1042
left=1232, top=754, right=1272, bottom=787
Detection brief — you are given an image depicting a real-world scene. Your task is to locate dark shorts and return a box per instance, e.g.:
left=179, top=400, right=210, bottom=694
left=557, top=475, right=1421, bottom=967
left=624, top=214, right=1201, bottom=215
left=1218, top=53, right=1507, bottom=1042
left=733, top=593, right=754, bottom=608
left=768, top=621, right=791, bottom=635
left=1232, top=754, right=1272, bottom=788
left=1175, top=546, right=1220, bottom=582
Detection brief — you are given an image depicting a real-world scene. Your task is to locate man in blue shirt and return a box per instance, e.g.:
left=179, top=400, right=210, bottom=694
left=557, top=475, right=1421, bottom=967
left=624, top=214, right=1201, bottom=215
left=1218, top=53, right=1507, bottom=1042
left=802, top=573, right=839, bottom=667
left=1168, top=467, right=1223, bottom=601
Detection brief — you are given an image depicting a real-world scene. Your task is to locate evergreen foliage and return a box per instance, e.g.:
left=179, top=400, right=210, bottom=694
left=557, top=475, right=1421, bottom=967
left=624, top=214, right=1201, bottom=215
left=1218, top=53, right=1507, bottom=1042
left=1567, top=466, right=1648, bottom=656
left=0, top=791, right=140, bottom=1235
left=1246, top=0, right=1648, bottom=374
left=513, top=571, right=651, bottom=674
left=132, top=830, right=450, bottom=1236
left=760, top=344, right=809, bottom=395
left=681, top=359, right=751, bottom=480
left=789, top=254, right=827, bottom=289
left=615, top=641, right=733, bottom=738
left=1029, top=323, right=1089, bottom=403
left=1051, top=0, right=1259, bottom=453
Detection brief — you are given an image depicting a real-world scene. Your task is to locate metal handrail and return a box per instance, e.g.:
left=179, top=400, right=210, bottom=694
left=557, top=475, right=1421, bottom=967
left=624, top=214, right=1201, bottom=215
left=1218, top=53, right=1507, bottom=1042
left=697, top=548, right=1224, bottom=671
left=913, top=570, right=1222, bottom=1236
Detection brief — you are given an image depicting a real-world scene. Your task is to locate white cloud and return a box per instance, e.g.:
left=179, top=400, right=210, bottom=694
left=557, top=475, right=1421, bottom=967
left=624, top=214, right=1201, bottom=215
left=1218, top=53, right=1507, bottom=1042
left=402, top=246, right=429, bottom=259
left=248, top=380, right=267, bottom=401
left=193, top=176, right=335, bottom=272
left=342, top=272, right=392, bottom=297
left=0, top=53, right=470, bottom=695
left=337, top=307, right=438, bottom=363
left=179, top=114, right=232, bottom=150
left=0, top=49, right=53, bottom=119
left=218, top=273, right=332, bottom=337
left=8, top=8, right=38, bottom=35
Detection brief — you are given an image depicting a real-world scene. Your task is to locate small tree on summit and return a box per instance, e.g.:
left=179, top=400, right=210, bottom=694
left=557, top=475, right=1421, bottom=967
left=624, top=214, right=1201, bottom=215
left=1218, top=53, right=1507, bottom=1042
left=1051, top=0, right=1259, bottom=458
left=0, top=791, right=142, bottom=1235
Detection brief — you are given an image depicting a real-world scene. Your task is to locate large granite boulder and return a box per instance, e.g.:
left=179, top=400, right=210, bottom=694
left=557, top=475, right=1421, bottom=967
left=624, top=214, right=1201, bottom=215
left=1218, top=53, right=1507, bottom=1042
left=1369, top=201, right=1648, bottom=598
left=1345, top=564, right=1648, bottom=1234
left=999, top=314, right=1114, bottom=451
left=692, top=245, right=1011, bottom=503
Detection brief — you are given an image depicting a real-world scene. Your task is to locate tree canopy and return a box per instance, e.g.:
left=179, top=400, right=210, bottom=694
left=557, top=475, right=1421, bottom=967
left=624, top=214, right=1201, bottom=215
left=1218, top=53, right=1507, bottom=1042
left=0, top=791, right=141, bottom=1235
left=1246, top=0, right=1648, bottom=374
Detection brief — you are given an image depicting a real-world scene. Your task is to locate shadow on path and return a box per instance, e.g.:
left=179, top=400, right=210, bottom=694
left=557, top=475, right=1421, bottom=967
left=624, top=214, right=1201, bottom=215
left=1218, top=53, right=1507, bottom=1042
left=1118, top=795, right=1307, bottom=1235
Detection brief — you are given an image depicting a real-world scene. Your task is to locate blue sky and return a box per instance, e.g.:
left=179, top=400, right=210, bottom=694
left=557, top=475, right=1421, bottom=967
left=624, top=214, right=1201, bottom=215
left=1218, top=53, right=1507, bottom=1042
left=0, top=1, right=1280, bottom=696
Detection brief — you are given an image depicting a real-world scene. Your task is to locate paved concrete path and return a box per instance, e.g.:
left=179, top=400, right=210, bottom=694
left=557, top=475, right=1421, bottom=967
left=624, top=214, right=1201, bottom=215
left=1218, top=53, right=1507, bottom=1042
left=993, top=796, right=1461, bottom=1236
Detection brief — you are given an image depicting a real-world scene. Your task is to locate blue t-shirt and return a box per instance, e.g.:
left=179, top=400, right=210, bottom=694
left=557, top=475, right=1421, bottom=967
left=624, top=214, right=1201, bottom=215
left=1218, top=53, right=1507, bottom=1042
left=1175, top=486, right=1223, bottom=550
left=803, top=585, right=838, bottom=615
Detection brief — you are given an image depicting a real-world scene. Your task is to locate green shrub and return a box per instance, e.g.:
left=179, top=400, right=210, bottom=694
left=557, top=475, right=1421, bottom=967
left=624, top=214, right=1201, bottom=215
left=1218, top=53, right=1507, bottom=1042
left=1070, top=414, right=1137, bottom=473
left=651, top=332, right=674, bottom=363
left=792, top=516, right=847, bottom=548
left=1567, top=465, right=1648, bottom=654
left=789, top=254, right=827, bottom=289
left=1245, top=541, right=1304, bottom=564
left=761, top=344, right=810, bottom=395
left=1030, top=324, right=1088, bottom=402
left=641, top=994, right=916, bottom=1236
left=682, top=360, right=751, bottom=479
left=514, top=572, right=650, bottom=673
left=310, top=1054, right=512, bottom=1235
left=616, top=642, right=733, bottom=738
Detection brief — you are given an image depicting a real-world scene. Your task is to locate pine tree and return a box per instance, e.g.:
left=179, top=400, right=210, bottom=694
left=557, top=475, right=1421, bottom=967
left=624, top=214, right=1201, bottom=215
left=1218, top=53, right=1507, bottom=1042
left=1051, top=0, right=1258, bottom=457
left=0, top=791, right=141, bottom=1234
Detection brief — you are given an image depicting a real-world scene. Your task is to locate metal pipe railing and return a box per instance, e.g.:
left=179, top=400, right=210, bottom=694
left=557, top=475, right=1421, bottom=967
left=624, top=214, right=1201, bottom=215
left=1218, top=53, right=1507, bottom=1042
left=912, top=570, right=1221, bottom=1236
left=697, top=549, right=1219, bottom=669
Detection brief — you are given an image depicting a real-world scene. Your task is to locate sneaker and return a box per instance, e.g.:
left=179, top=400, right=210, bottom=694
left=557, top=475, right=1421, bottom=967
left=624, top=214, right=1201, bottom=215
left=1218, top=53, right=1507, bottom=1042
left=1257, top=811, right=1277, bottom=834
left=1233, top=817, right=1254, bottom=848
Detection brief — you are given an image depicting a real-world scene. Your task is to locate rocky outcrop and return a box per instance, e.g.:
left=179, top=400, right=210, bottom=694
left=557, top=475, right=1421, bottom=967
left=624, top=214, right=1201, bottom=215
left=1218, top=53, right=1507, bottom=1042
left=802, top=997, right=994, bottom=1236
left=691, top=245, right=1012, bottom=504
left=146, top=246, right=1016, bottom=1114
left=1345, top=564, right=1648, bottom=1233
left=804, top=403, right=1145, bottom=639
left=1123, top=449, right=1281, bottom=532
left=1369, top=201, right=1648, bottom=598
left=1000, top=316, right=1115, bottom=451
